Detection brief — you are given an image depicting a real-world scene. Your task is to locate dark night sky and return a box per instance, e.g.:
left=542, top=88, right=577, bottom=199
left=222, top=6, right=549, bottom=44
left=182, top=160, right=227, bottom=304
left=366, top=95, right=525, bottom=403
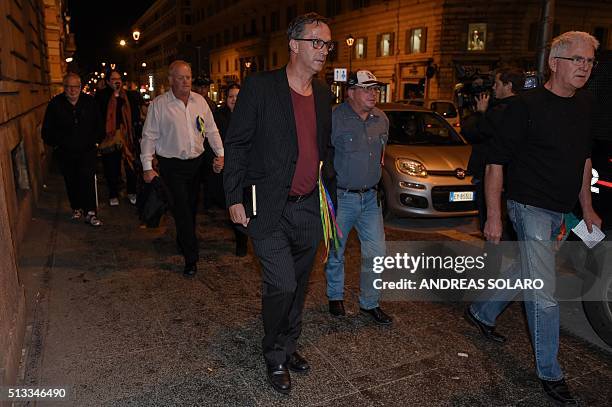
left=67, top=0, right=155, bottom=75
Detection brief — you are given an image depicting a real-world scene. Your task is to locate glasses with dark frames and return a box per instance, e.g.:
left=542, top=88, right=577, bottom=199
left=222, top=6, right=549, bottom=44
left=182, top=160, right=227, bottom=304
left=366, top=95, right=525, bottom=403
left=292, top=38, right=335, bottom=52
left=554, top=56, right=598, bottom=68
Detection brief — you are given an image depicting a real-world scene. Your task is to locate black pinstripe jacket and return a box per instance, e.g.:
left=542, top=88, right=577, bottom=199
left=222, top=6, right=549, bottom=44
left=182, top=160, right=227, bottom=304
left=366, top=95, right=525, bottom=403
left=223, top=66, right=337, bottom=239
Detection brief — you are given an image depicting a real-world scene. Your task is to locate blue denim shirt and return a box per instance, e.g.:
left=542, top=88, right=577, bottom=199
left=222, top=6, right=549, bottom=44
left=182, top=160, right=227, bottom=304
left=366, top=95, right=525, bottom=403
left=332, top=102, right=389, bottom=190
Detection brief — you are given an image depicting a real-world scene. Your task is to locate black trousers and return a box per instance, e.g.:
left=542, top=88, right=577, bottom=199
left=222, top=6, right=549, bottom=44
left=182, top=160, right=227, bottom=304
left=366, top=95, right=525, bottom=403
left=251, top=192, right=322, bottom=366
left=57, top=149, right=97, bottom=213
left=101, top=149, right=137, bottom=199
left=158, top=155, right=203, bottom=264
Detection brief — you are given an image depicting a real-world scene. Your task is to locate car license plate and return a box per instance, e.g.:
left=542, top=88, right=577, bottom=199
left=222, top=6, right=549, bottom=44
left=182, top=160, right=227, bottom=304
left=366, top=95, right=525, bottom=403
left=449, top=191, right=474, bottom=202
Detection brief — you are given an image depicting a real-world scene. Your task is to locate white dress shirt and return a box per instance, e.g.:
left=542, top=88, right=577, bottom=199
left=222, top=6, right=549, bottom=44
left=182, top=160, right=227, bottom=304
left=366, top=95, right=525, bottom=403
left=140, top=90, right=224, bottom=171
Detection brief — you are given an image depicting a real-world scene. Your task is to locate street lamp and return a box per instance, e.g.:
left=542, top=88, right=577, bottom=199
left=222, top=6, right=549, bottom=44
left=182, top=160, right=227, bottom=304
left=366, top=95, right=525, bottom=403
left=346, top=34, right=355, bottom=74
left=101, top=62, right=106, bottom=67
left=141, top=62, right=147, bottom=68
left=119, top=39, right=127, bottom=47
left=132, top=30, right=140, bottom=42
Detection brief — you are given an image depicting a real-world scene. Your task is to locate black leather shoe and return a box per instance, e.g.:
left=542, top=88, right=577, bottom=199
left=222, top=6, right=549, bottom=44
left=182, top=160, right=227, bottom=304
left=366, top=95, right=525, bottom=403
left=329, top=300, right=346, bottom=316
left=464, top=307, right=506, bottom=343
left=287, top=352, right=310, bottom=373
left=360, top=307, right=393, bottom=325
left=266, top=364, right=291, bottom=394
left=541, top=378, right=578, bottom=406
left=183, top=262, right=197, bottom=278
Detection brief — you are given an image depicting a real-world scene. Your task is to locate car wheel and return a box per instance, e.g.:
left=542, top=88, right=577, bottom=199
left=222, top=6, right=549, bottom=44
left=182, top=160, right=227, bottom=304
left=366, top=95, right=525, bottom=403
left=581, top=244, right=612, bottom=346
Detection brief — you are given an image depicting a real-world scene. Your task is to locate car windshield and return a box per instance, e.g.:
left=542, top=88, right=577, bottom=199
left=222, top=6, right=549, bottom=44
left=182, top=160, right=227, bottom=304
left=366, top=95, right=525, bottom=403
left=430, top=101, right=458, bottom=118
left=385, top=111, right=464, bottom=146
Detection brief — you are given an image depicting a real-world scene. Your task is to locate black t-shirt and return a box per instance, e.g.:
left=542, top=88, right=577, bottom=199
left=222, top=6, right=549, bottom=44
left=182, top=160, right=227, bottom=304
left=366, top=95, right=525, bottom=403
left=487, top=86, right=593, bottom=213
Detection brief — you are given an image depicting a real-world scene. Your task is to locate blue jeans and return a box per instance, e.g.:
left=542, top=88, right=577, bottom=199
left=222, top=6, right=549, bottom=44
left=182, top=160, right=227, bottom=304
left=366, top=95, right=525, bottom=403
left=324, top=189, right=386, bottom=310
left=470, top=199, right=564, bottom=381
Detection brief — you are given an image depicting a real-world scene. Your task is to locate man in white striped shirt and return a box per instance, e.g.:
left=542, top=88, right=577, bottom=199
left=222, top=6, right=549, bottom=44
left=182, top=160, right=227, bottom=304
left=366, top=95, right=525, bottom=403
left=141, top=60, right=224, bottom=277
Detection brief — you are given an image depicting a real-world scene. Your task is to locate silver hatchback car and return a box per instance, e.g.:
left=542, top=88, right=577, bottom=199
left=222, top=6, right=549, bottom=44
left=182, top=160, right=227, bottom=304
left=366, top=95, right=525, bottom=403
left=378, top=104, right=477, bottom=218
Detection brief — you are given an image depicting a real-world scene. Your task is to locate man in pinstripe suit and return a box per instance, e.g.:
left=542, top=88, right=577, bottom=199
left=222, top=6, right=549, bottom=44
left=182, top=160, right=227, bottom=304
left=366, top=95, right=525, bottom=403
left=223, top=13, right=336, bottom=394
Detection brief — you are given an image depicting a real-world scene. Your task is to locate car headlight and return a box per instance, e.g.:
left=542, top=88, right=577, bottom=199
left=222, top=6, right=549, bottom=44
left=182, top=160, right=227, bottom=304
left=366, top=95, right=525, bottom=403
left=396, top=159, right=427, bottom=177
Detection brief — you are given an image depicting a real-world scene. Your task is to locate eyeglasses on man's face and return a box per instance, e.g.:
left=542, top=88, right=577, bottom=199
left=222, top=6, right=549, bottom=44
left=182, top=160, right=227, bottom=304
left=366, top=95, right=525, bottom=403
left=293, top=38, right=335, bottom=52
left=554, top=55, right=598, bottom=68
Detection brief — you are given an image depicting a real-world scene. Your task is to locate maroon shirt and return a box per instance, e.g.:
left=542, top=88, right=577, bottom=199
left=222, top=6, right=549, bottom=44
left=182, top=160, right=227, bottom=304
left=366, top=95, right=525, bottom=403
left=289, top=89, right=319, bottom=196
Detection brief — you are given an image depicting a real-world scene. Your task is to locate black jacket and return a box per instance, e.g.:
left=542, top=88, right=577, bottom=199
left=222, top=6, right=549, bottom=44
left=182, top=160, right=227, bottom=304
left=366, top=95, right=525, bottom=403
left=41, top=93, right=104, bottom=155
left=223, top=66, right=336, bottom=239
left=463, top=96, right=516, bottom=180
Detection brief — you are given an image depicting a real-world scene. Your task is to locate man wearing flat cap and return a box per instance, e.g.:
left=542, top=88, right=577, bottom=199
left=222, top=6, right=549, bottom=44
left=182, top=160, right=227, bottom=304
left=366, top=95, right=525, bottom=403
left=324, top=70, right=392, bottom=325
left=193, top=77, right=217, bottom=113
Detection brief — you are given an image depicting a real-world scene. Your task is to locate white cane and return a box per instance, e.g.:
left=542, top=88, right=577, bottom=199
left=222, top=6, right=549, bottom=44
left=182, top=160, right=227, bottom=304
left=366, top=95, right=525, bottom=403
left=94, top=174, right=99, bottom=209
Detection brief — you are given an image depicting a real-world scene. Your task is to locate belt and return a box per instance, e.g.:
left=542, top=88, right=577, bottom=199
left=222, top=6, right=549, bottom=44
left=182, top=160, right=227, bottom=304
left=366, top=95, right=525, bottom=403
left=338, top=185, right=378, bottom=194
left=287, top=188, right=316, bottom=203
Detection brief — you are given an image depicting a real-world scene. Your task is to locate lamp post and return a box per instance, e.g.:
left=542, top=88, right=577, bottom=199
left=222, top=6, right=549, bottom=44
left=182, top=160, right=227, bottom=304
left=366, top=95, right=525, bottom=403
left=346, top=34, right=355, bottom=74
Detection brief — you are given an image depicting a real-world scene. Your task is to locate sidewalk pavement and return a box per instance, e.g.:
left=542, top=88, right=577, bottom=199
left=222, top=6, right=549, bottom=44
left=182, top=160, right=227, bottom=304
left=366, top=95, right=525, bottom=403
left=16, top=171, right=612, bottom=406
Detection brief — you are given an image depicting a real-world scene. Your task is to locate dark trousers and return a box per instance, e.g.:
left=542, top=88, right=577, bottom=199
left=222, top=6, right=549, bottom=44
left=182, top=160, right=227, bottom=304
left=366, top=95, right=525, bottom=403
left=101, top=149, right=137, bottom=199
left=251, top=192, right=322, bottom=366
left=158, top=155, right=203, bottom=264
left=58, top=149, right=97, bottom=213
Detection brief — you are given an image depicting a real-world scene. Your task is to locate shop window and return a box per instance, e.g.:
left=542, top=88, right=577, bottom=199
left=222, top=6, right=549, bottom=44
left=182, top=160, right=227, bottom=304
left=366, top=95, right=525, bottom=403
left=407, top=27, right=427, bottom=54
left=467, top=23, right=487, bottom=51
left=377, top=33, right=394, bottom=57
left=355, top=37, right=367, bottom=59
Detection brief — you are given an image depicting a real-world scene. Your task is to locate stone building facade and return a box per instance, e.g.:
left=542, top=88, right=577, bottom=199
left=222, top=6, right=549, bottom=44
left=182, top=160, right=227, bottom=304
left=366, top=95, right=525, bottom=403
left=0, top=0, right=69, bottom=392
left=131, top=0, right=195, bottom=98
left=186, top=0, right=611, bottom=101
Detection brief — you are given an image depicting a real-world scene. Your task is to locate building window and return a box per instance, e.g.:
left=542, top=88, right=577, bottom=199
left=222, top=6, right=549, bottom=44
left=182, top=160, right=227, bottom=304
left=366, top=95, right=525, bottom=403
left=407, top=27, right=427, bottom=54
left=355, top=37, right=367, bottom=59
left=250, top=19, right=257, bottom=36
left=271, top=11, right=280, bottom=31
left=261, top=16, right=267, bottom=33
left=377, top=33, right=394, bottom=57
left=234, top=59, right=238, bottom=71
left=233, top=26, right=239, bottom=41
left=326, top=0, right=342, bottom=18
left=217, top=60, right=221, bottom=73
left=226, top=59, right=229, bottom=72
left=467, top=23, right=487, bottom=51
left=287, top=5, right=297, bottom=24
left=272, top=51, right=278, bottom=67
left=224, top=29, right=230, bottom=44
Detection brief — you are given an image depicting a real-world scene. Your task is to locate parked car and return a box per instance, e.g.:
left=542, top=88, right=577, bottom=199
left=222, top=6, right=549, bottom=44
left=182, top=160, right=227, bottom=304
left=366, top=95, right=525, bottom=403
left=378, top=103, right=476, bottom=219
left=396, top=99, right=462, bottom=131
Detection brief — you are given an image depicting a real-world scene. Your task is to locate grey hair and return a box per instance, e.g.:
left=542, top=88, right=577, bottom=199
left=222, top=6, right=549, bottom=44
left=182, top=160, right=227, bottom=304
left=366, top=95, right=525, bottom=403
left=286, top=12, right=329, bottom=52
left=550, top=31, right=599, bottom=58
left=168, top=60, right=191, bottom=76
left=62, top=72, right=81, bottom=85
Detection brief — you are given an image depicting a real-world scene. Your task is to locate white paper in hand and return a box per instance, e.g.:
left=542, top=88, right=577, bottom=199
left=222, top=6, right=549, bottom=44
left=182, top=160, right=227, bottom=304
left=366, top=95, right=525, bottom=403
left=571, top=220, right=605, bottom=249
